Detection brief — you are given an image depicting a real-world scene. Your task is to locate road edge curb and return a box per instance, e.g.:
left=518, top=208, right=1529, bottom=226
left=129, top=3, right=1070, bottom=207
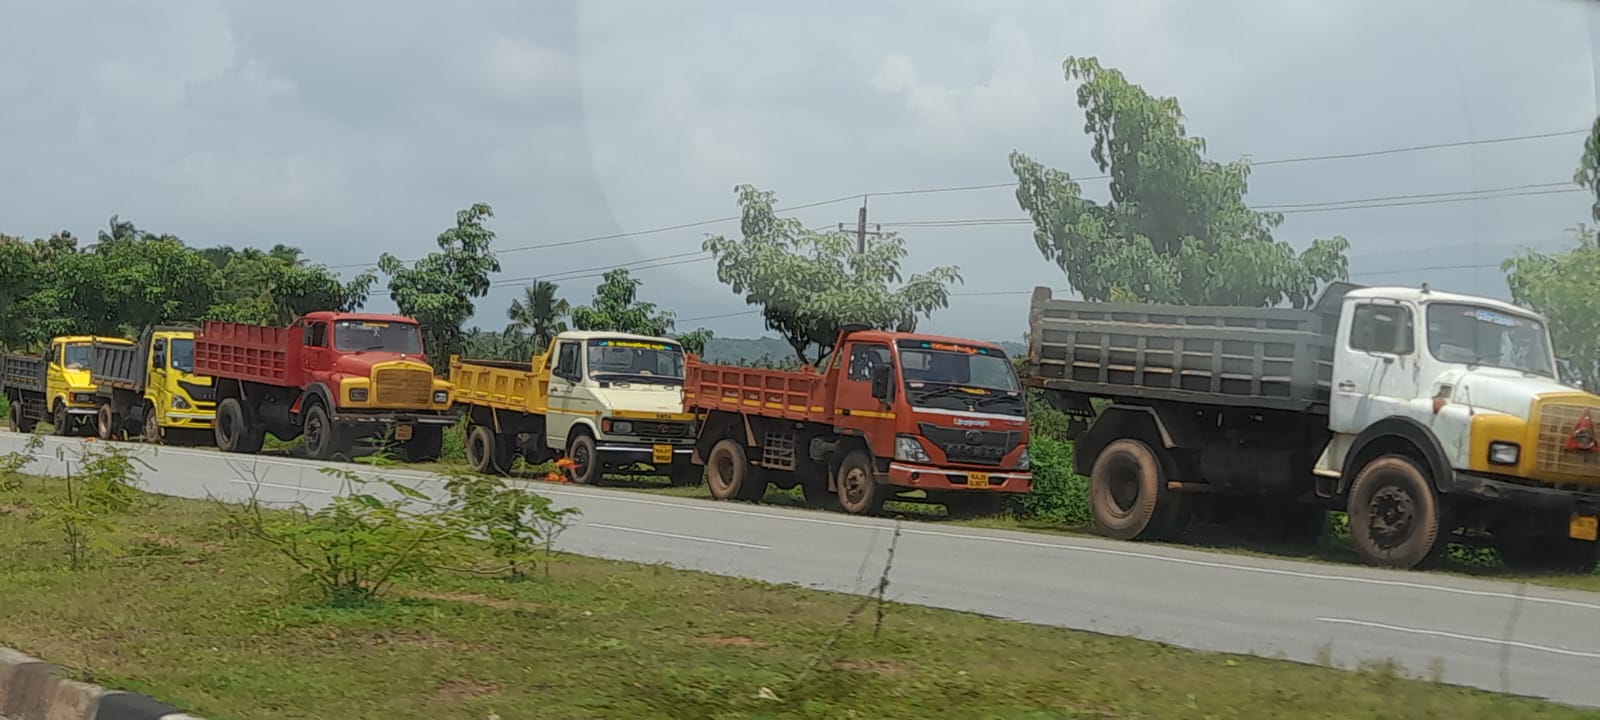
left=0, top=646, right=201, bottom=720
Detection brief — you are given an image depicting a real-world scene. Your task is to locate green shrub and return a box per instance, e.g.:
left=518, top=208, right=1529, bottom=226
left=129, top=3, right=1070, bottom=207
left=1016, top=436, right=1091, bottom=527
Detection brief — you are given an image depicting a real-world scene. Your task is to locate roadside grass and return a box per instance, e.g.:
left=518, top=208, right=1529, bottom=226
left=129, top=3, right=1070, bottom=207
left=0, top=477, right=1590, bottom=720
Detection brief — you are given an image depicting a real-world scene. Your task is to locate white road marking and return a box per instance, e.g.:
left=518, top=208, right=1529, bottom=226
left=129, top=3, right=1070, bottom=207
left=1315, top=617, right=1600, bottom=660
left=223, top=477, right=336, bottom=495
left=585, top=522, right=771, bottom=550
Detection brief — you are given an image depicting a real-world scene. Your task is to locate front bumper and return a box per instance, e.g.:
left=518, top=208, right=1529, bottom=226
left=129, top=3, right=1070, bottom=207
left=1450, top=470, right=1600, bottom=515
left=332, top=411, right=458, bottom=426
left=887, top=462, right=1032, bottom=493
left=595, top=441, right=695, bottom=470
left=164, top=411, right=216, bottom=429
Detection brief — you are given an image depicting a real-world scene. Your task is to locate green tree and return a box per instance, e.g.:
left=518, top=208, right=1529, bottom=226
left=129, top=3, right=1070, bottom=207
left=703, top=185, right=962, bottom=366
left=1011, top=56, right=1349, bottom=308
left=505, top=280, right=570, bottom=354
left=205, top=245, right=374, bottom=326
left=569, top=269, right=676, bottom=336
left=1502, top=225, right=1600, bottom=390
left=379, top=203, right=501, bottom=368
left=673, top=327, right=713, bottom=356
left=1575, top=115, right=1600, bottom=233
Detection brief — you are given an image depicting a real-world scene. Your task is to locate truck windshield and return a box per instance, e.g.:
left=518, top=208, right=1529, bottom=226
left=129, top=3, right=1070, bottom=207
left=169, top=338, right=195, bottom=373
left=333, top=320, right=423, bottom=354
left=62, top=344, right=91, bottom=370
left=896, top=340, right=1025, bottom=416
left=1425, top=302, right=1554, bottom=377
left=586, top=339, right=685, bottom=384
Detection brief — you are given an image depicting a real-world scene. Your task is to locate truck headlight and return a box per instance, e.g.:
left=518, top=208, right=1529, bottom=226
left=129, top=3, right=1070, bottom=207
left=349, top=388, right=369, bottom=402
left=432, top=390, right=449, bottom=404
left=1018, top=446, right=1031, bottom=470
left=172, top=395, right=191, bottom=410
left=611, top=420, right=633, bottom=435
left=1489, top=441, right=1520, bottom=466
left=894, top=435, right=931, bottom=463
left=72, top=392, right=94, bottom=404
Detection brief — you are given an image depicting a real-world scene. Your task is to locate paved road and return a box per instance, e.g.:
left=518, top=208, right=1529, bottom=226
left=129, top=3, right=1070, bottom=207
left=7, top=431, right=1600, bottom=707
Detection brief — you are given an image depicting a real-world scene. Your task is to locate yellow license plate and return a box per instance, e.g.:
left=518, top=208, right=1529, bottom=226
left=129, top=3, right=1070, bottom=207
left=394, top=424, right=413, bottom=442
left=652, top=444, right=673, bottom=464
left=1569, top=514, right=1598, bottom=542
left=967, top=472, right=990, bottom=489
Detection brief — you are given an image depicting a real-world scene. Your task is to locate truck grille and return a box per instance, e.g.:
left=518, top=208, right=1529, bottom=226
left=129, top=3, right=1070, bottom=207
left=1534, top=402, right=1600, bottom=479
left=918, top=422, right=1022, bottom=467
left=636, top=421, right=692, bottom=439
left=374, top=367, right=434, bottom=407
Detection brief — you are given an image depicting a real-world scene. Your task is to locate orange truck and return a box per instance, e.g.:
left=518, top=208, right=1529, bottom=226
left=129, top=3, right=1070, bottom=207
left=685, top=324, right=1033, bottom=515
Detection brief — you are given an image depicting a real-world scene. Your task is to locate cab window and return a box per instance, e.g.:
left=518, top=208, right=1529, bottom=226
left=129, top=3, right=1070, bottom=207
left=1349, top=304, right=1414, bottom=355
left=846, top=344, right=891, bottom=382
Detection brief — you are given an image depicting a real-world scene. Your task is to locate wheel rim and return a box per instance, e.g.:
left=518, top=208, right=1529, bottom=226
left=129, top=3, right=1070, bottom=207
left=468, top=431, right=486, bottom=468
left=572, top=439, right=592, bottom=480
left=145, top=411, right=159, bottom=443
left=305, top=413, right=326, bottom=454
left=97, top=406, right=111, bottom=438
left=1102, top=453, right=1142, bottom=517
left=218, top=405, right=237, bottom=446
left=708, top=447, right=735, bottom=495
left=841, top=465, right=870, bottom=507
left=1366, top=485, right=1417, bottom=550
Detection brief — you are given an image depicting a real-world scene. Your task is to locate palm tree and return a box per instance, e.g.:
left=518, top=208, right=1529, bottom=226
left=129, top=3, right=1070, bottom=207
left=506, top=280, right=570, bottom=354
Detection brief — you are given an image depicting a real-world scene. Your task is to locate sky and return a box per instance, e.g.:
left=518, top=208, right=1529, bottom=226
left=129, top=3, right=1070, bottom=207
left=1, top=0, right=1597, bottom=344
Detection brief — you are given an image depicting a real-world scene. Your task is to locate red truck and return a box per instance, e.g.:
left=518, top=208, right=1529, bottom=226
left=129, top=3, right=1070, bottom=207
left=193, top=312, right=456, bottom=461
left=685, top=325, right=1033, bottom=515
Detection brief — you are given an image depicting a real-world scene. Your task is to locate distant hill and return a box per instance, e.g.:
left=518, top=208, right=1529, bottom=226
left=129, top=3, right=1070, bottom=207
left=701, top=336, right=1031, bottom=366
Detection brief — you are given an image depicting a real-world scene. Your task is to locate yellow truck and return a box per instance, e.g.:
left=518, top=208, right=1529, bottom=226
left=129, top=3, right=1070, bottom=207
left=91, top=325, right=216, bottom=444
left=2, top=335, right=134, bottom=436
left=450, top=330, right=700, bottom=485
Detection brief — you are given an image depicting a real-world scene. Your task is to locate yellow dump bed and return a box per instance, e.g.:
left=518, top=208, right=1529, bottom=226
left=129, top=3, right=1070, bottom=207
left=448, top=352, right=552, bottom=414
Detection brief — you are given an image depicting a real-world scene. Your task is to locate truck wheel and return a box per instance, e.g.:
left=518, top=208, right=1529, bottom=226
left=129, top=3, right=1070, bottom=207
left=1499, top=538, right=1600, bottom=575
left=405, top=426, right=444, bottom=463
left=96, top=404, right=121, bottom=441
left=565, top=432, right=599, bottom=485
left=705, top=439, right=764, bottom=501
left=1346, top=455, right=1446, bottom=569
left=215, top=398, right=264, bottom=454
left=51, top=402, right=72, bottom=437
left=466, top=425, right=512, bottom=475
left=143, top=405, right=162, bottom=445
left=1089, top=438, right=1187, bottom=541
left=302, top=404, right=349, bottom=461
left=835, top=450, right=884, bottom=515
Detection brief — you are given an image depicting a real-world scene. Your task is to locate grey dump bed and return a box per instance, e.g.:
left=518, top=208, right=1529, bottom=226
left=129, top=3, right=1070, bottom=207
left=91, top=326, right=192, bottom=393
left=1025, top=284, right=1359, bottom=413
left=0, top=353, right=46, bottom=394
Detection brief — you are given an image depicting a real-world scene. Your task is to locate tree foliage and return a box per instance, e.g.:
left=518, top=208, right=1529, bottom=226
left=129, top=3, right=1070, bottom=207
left=703, top=185, right=962, bottom=366
left=204, top=244, right=373, bottom=326
left=379, top=203, right=502, bottom=367
left=505, top=280, right=570, bottom=355
left=570, top=269, right=676, bottom=337
left=1576, top=115, right=1600, bottom=231
left=1503, top=225, right=1600, bottom=390
left=1011, top=56, right=1349, bottom=308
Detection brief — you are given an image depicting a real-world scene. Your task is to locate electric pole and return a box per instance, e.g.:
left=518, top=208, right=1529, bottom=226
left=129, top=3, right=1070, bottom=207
left=838, top=197, right=883, bottom=254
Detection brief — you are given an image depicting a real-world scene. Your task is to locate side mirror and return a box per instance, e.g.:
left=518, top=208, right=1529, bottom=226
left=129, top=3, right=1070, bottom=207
left=870, top=364, right=894, bottom=400
left=153, top=351, right=166, bottom=368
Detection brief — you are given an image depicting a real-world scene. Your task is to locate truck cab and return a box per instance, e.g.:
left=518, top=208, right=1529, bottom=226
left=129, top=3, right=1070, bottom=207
left=843, top=333, right=1031, bottom=491
left=49, top=335, right=132, bottom=435
left=93, top=326, right=216, bottom=443
left=543, top=331, right=699, bottom=484
left=1316, top=286, right=1600, bottom=565
left=144, top=328, right=216, bottom=433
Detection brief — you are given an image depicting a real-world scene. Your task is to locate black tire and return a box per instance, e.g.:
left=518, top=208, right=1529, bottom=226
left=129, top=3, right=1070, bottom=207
left=214, top=398, right=263, bottom=454
left=51, top=402, right=72, bottom=437
left=143, top=405, right=162, bottom=445
left=9, top=400, right=37, bottom=434
left=565, top=432, right=599, bottom=485
left=705, top=439, right=763, bottom=501
left=1346, top=455, right=1446, bottom=569
left=405, top=426, right=444, bottom=463
left=835, top=450, right=884, bottom=515
left=466, top=425, right=513, bottom=475
left=301, top=404, right=349, bottom=461
left=1089, top=438, right=1188, bottom=541
left=1499, top=538, right=1600, bottom=575
left=96, top=404, right=120, bottom=441
left=668, top=463, right=703, bottom=487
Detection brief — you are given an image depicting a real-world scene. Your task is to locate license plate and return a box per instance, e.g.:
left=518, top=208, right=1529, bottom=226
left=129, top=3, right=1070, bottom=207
left=967, top=472, right=990, bottom=489
left=652, top=444, right=673, bottom=464
left=1569, top=514, right=1598, bottom=542
left=394, top=424, right=414, bottom=442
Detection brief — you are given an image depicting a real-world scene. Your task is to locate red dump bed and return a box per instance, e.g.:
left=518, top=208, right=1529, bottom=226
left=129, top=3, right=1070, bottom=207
left=193, top=321, right=301, bottom=388
left=685, top=361, right=827, bottom=423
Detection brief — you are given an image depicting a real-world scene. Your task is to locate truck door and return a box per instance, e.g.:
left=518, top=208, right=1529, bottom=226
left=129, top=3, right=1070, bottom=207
left=1331, top=300, right=1419, bottom=436
left=301, top=320, right=331, bottom=373
left=835, top=340, right=895, bottom=454
left=546, top=339, right=584, bottom=448
left=149, top=337, right=169, bottom=415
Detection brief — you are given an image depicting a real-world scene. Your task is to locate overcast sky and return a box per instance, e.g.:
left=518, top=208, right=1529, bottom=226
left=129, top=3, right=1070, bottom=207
left=2, top=0, right=1597, bottom=343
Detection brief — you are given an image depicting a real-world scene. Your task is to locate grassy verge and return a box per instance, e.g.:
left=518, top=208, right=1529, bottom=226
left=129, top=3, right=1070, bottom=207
left=0, top=475, right=1590, bottom=720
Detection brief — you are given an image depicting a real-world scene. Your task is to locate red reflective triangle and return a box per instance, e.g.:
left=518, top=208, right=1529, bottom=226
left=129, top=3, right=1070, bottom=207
left=1567, top=409, right=1598, bottom=453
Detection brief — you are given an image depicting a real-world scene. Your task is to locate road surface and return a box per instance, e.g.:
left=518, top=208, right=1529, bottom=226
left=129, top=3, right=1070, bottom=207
left=6, top=430, right=1600, bottom=708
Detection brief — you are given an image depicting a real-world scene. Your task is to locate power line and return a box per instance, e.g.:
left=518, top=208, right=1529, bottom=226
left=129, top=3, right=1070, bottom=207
left=344, top=127, right=1587, bottom=269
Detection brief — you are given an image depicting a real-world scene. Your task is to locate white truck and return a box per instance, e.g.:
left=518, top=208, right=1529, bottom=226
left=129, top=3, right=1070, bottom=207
left=449, top=330, right=700, bottom=485
left=1026, top=282, right=1600, bottom=572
